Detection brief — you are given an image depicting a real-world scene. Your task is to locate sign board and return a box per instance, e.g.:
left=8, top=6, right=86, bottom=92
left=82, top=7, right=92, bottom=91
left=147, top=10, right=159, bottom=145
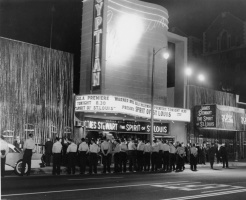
left=194, top=105, right=216, bottom=128
left=75, top=95, right=190, bottom=122
left=91, top=0, right=104, bottom=90
left=84, top=118, right=169, bottom=134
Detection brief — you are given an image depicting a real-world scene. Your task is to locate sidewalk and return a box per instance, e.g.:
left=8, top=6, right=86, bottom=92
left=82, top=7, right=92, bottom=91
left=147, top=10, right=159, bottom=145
left=7, top=160, right=246, bottom=176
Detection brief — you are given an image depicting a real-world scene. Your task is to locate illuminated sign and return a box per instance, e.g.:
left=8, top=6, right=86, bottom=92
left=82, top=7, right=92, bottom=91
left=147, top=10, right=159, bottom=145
left=84, top=118, right=169, bottom=134
left=241, top=117, right=246, bottom=125
left=75, top=95, right=190, bottom=122
left=194, top=105, right=216, bottom=128
left=222, top=113, right=233, bottom=123
left=92, top=0, right=104, bottom=89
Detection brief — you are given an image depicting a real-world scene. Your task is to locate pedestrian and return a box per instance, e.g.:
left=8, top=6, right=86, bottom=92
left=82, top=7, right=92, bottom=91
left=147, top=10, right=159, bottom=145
left=45, top=138, right=53, bottom=166
left=137, top=138, right=145, bottom=172
left=78, top=138, right=89, bottom=175
left=143, top=140, right=151, bottom=172
left=1, top=134, right=9, bottom=178
left=190, top=144, right=198, bottom=171
left=219, top=143, right=229, bottom=168
left=128, top=138, right=137, bottom=172
left=88, top=139, right=100, bottom=174
left=151, top=139, right=159, bottom=172
left=200, top=143, right=206, bottom=165
left=119, top=138, right=128, bottom=173
left=162, top=140, right=170, bottom=172
left=101, top=137, right=111, bottom=174
left=66, top=138, right=78, bottom=175
left=176, top=143, right=185, bottom=172
left=215, top=142, right=221, bottom=163
left=52, top=137, right=63, bottom=175
left=208, top=143, right=216, bottom=169
left=169, top=141, right=176, bottom=171
left=21, top=133, right=36, bottom=176
left=113, top=139, right=121, bottom=173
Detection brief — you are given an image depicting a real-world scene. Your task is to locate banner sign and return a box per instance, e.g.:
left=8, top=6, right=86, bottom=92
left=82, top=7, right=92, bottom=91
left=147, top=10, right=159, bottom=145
left=84, top=118, right=169, bottom=134
left=91, top=0, right=104, bottom=90
left=194, top=105, right=216, bottom=128
left=75, top=95, right=190, bottom=122
left=194, top=104, right=246, bottom=131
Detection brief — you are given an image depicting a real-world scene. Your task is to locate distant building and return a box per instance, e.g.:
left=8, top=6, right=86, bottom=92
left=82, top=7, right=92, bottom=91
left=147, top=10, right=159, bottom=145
left=170, top=13, right=246, bottom=159
left=203, top=12, right=246, bottom=103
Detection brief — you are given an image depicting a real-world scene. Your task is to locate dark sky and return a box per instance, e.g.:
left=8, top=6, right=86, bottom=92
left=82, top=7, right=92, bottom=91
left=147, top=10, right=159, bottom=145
left=1, top=0, right=246, bottom=93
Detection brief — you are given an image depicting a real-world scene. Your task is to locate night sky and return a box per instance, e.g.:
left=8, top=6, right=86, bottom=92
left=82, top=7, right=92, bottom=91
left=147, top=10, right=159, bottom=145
left=1, top=0, right=246, bottom=94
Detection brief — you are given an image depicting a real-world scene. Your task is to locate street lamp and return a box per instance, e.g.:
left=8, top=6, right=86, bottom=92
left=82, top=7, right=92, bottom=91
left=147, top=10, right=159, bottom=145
left=185, top=67, right=193, bottom=109
left=150, top=47, right=169, bottom=145
left=198, top=74, right=205, bottom=83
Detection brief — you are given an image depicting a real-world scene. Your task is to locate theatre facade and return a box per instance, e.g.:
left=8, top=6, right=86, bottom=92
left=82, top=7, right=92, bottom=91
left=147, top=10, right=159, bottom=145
left=75, top=0, right=189, bottom=142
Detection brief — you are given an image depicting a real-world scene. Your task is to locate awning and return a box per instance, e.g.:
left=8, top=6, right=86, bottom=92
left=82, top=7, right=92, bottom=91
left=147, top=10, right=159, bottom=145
left=194, top=104, right=246, bottom=131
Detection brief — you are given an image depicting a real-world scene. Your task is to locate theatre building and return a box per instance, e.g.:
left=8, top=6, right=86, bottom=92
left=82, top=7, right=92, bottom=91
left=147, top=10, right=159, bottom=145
left=74, top=0, right=190, bottom=143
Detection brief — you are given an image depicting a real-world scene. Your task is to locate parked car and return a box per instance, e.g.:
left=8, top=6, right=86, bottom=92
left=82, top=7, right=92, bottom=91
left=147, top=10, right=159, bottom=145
left=1, top=139, right=45, bottom=176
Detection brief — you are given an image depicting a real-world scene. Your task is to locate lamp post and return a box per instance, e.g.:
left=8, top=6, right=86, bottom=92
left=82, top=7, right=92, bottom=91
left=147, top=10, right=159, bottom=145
left=150, top=47, right=169, bottom=146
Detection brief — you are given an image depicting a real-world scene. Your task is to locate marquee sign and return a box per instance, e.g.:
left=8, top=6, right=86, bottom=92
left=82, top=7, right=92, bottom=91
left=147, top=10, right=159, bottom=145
left=75, top=95, right=190, bottom=122
left=84, top=118, right=169, bottom=134
left=92, top=0, right=104, bottom=89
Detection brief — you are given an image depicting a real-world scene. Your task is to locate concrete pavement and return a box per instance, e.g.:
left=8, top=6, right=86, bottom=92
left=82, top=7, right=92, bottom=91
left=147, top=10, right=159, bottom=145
left=5, top=160, right=246, bottom=176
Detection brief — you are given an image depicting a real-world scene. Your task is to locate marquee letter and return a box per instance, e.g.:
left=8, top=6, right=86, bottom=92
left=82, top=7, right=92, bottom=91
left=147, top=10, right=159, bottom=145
left=95, top=2, right=103, bottom=17
left=95, top=16, right=102, bottom=30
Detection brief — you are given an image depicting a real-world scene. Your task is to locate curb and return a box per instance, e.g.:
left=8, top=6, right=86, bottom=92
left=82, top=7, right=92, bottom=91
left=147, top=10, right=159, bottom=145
left=5, top=162, right=246, bottom=176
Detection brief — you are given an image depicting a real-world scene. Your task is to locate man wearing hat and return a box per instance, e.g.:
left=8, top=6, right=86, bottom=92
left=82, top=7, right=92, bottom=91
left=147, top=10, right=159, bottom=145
left=21, top=133, right=36, bottom=176
left=1, top=134, right=9, bottom=177
left=89, top=139, right=100, bottom=174
left=52, top=137, right=63, bottom=175
left=113, top=139, right=121, bottom=173
left=101, top=137, right=111, bottom=173
left=66, top=138, right=78, bottom=175
left=219, top=143, right=229, bottom=168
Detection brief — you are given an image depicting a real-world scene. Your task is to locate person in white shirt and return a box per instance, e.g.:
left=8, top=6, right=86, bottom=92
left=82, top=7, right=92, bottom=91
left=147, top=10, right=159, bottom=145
left=169, top=141, right=176, bottom=171
left=151, top=139, right=159, bottom=172
left=52, top=137, right=63, bottom=175
left=119, top=138, right=128, bottom=173
left=66, top=138, right=78, bottom=175
left=162, top=140, right=170, bottom=171
left=1, top=134, right=9, bottom=177
left=21, top=133, right=36, bottom=176
left=176, top=143, right=186, bottom=171
left=89, top=139, right=100, bottom=174
left=137, top=138, right=145, bottom=172
left=101, top=137, right=111, bottom=173
left=113, top=139, right=121, bottom=173
left=143, top=140, right=151, bottom=172
left=78, top=138, right=89, bottom=174
left=190, top=143, right=198, bottom=171
left=128, top=138, right=137, bottom=172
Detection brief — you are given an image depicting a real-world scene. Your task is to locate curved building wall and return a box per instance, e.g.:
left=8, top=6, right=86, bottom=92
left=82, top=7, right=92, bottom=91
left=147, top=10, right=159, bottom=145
left=104, top=0, right=169, bottom=105
left=80, top=0, right=169, bottom=106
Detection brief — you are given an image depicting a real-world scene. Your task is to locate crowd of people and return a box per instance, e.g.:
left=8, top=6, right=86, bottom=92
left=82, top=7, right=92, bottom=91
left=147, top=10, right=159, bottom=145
left=0, top=133, right=229, bottom=177
left=44, top=136, right=229, bottom=175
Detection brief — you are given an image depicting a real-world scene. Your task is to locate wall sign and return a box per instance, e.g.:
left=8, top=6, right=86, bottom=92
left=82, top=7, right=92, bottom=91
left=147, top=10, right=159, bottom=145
left=194, top=105, right=216, bottom=128
left=75, top=95, right=191, bottom=122
left=84, top=118, right=169, bottom=134
left=92, top=0, right=104, bottom=89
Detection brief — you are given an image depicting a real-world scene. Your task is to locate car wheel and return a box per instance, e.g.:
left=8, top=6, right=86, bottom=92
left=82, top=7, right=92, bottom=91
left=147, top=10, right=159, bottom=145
left=14, top=159, right=27, bottom=176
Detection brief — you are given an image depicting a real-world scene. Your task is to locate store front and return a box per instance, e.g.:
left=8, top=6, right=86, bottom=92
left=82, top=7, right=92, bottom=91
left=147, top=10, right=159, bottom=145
left=193, top=104, right=246, bottom=159
left=74, top=94, right=190, bottom=143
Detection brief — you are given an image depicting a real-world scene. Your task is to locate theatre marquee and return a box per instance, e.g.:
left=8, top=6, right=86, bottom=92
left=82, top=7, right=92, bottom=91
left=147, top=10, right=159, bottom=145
left=75, top=95, right=190, bottom=122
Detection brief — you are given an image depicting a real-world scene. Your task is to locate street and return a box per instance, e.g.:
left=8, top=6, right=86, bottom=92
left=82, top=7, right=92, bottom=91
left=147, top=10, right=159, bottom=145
left=2, top=166, right=246, bottom=200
